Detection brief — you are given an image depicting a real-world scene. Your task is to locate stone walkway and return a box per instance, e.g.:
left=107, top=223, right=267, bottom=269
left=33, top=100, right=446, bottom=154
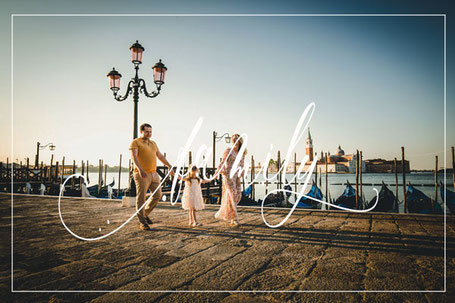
left=0, top=193, right=454, bottom=302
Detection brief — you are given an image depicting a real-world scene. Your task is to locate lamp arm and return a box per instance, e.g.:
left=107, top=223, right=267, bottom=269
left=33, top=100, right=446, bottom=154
left=114, top=80, right=134, bottom=101
left=39, top=143, right=54, bottom=150
left=215, top=133, right=230, bottom=142
left=139, top=79, right=161, bottom=98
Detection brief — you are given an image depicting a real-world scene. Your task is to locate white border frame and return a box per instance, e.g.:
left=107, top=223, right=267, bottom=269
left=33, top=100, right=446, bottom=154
left=10, top=13, right=447, bottom=294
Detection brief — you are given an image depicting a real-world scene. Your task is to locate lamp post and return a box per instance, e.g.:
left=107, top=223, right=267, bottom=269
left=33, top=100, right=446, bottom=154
left=107, top=40, right=167, bottom=139
left=107, top=40, right=168, bottom=195
left=35, top=142, right=55, bottom=168
left=212, top=131, right=231, bottom=169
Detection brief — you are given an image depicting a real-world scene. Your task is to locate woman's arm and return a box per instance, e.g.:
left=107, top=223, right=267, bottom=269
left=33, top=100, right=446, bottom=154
left=240, top=153, right=246, bottom=178
left=215, top=148, right=230, bottom=175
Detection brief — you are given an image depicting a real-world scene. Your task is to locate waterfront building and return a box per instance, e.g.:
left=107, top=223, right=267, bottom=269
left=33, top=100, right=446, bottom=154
left=287, top=130, right=366, bottom=173
left=365, top=159, right=410, bottom=173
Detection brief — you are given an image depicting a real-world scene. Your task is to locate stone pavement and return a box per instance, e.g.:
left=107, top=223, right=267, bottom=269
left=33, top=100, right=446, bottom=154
left=0, top=193, right=454, bottom=302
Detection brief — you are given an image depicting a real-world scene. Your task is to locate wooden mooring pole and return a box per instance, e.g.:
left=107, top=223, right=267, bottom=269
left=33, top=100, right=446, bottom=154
left=277, top=151, right=281, bottom=190
left=26, top=158, right=29, bottom=182
left=394, top=158, right=399, bottom=210
left=98, top=159, right=102, bottom=195
left=72, top=160, right=76, bottom=189
left=355, top=150, right=359, bottom=210
left=402, top=147, right=407, bottom=213
left=86, top=160, right=90, bottom=184
left=55, top=161, right=59, bottom=184
left=434, top=156, right=438, bottom=211
left=118, top=154, right=122, bottom=196
left=6, top=158, right=9, bottom=181
left=40, top=161, right=44, bottom=180
left=61, top=157, right=65, bottom=184
left=452, top=146, right=454, bottom=191
left=294, top=153, right=297, bottom=196
left=360, top=151, right=363, bottom=202
left=325, top=153, right=328, bottom=201
left=251, top=155, right=255, bottom=201
left=81, top=161, right=85, bottom=189
left=104, top=163, right=107, bottom=188
left=50, top=154, right=54, bottom=182
left=318, top=167, right=322, bottom=188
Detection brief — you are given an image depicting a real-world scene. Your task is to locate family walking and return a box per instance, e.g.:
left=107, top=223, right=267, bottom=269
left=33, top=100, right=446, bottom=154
left=129, top=123, right=246, bottom=231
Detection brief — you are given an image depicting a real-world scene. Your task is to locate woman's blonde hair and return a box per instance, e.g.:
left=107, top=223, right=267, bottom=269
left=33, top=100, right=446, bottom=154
left=232, top=133, right=247, bottom=155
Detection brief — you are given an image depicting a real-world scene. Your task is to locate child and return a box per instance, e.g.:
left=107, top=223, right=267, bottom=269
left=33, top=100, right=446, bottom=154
left=180, top=165, right=208, bottom=226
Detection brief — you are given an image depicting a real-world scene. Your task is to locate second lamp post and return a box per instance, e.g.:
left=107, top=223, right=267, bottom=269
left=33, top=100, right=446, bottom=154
left=212, top=131, right=231, bottom=169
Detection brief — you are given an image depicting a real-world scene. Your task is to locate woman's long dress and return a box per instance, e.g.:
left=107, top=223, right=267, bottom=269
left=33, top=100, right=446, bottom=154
left=215, top=148, right=245, bottom=221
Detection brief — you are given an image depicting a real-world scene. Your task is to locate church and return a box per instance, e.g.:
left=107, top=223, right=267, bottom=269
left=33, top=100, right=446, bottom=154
left=287, top=129, right=366, bottom=173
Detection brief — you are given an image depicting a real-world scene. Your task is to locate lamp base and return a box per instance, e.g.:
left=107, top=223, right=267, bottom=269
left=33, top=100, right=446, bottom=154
left=122, top=196, right=136, bottom=208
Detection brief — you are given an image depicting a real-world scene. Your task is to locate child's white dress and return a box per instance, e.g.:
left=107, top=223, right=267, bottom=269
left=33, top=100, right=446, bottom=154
left=182, top=178, right=205, bottom=210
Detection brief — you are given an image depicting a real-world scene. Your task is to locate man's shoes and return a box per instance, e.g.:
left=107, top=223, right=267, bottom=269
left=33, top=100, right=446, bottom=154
left=139, top=223, right=150, bottom=231
left=145, top=217, right=153, bottom=225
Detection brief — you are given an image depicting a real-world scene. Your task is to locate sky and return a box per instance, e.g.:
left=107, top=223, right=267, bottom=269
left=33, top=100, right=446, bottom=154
left=0, top=0, right=453, bottom=170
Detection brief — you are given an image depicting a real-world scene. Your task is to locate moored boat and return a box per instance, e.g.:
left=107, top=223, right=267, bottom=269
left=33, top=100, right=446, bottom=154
left=296, top=183, right=322, bottom=209
left=366, top=182, right=398, bottom=212
left=332, top=181, right=360, bottom=210
left=406, top=183, right=442, bottom=214
left=440, top=184, right=455, bottom=214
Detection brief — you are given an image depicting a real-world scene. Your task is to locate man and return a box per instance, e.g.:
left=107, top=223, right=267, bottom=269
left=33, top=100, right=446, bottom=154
left=129, top=123, right=173, bottom=230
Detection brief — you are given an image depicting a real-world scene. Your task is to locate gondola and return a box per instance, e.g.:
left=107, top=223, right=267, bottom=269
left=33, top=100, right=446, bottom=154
left=87, top=181, right=103, bottom=194
left=243, top=185, right=252, bottom=198
left=87, top=179, right=115, bottom=198
left=440, top=185, right=455, bottom=214
left=284, top=184, right=292, bottom=200
left=406, top=183, right=442, bottom=214
left=332, top=181, right=360, bottom=210
left=258, top=191, right=285, bottom=207
left=239, top=185, right=257, bottom=206
left=366, top=182, right=398, bottom=212
left=296, top=183, right=322, bottom=209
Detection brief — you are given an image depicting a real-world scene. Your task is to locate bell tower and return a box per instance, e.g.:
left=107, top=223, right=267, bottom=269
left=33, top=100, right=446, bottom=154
left=305, top=128, right=313, bottom=162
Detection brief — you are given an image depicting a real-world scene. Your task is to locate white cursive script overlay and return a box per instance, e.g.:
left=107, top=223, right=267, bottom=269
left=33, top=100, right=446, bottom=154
left=58, top=103, right=379, bottom=241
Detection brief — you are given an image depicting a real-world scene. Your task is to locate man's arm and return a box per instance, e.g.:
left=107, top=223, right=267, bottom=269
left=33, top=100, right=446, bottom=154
left=156, top=150, right=173, bottom=168
left=131, top=149, right=147, bottom=178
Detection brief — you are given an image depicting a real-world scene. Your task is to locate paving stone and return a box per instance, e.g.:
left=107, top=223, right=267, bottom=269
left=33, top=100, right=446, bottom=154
left=0, top=193, right=454, bottom=302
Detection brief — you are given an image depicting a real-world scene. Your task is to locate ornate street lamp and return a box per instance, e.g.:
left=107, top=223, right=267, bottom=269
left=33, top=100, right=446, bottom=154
left=35, top=142, right=56, bottom=168
left=107, top=68, right=121, bottom=93
left=212, top=132, right=231, bottom=169
left=107, top=40, right=168, bottom=139
left=130, top=40, right=144, bottom=65
left=107, top=40, right=168, bottom=195
left=153, top=59, right=167, bottom=86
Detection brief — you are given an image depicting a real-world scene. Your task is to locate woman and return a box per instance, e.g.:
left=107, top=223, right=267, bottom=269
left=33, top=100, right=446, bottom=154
left=214, top=133, right=247, bottom=226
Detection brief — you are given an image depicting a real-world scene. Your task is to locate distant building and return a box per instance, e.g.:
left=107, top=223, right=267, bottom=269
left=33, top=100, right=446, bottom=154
left=365, top=159, right=410, bottom=173
left=287, top=129, right=366, bottom=173
left=285, top=130, right=411, bottom=174
left=305, top=129, right=314, bottom=162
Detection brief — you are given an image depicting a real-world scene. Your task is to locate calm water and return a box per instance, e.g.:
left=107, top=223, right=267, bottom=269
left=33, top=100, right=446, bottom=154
left=83, top=170, right=453, bottom=208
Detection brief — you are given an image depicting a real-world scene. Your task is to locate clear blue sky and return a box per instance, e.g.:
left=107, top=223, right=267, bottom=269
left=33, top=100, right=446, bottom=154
left=0, top=0, right=453, bottom=170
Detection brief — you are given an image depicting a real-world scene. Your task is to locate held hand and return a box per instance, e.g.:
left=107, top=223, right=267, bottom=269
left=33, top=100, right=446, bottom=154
left=169, top=167, right=176, bottom=176
left=139, top=168, right=147, bottom=178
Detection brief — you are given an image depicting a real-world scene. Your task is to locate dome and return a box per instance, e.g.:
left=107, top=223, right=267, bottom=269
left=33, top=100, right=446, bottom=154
left=336, top=145, right=345, bottom=156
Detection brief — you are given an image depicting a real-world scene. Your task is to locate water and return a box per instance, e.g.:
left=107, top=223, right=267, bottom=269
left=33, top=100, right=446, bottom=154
left=83, top=171, right=453, bottom=206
